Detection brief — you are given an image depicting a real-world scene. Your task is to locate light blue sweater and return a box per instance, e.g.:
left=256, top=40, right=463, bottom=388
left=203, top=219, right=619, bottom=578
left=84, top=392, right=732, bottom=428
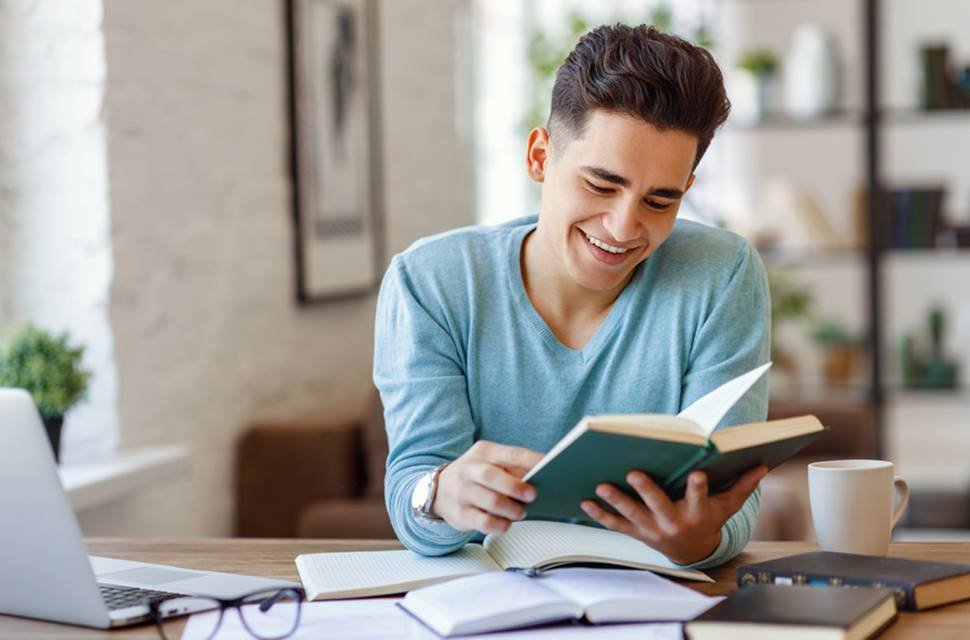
left=374, top=215, right=770, bottom=569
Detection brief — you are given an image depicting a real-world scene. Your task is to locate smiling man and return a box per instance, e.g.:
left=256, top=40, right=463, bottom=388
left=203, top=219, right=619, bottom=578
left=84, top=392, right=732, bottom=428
left=374, top=25, right=770, bottom=568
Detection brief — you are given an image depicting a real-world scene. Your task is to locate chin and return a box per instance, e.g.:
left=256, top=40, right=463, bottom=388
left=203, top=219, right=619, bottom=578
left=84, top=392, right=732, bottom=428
left=565, top=262, right=634, bottom=293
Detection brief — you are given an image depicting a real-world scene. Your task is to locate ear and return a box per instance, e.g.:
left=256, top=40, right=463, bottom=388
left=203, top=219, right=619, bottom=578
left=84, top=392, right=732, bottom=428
left=525, top=127, right=550, bottom=183
left=684, top=173, right=696, bottom=193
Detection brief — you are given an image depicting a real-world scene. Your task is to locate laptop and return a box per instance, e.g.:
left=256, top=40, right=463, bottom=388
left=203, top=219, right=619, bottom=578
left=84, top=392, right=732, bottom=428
left=0, top=388, right=301, bottom=628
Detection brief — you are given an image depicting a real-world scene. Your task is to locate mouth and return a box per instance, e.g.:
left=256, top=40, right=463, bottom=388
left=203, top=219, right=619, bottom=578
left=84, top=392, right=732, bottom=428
left=578, top=228, right=645, bottom=265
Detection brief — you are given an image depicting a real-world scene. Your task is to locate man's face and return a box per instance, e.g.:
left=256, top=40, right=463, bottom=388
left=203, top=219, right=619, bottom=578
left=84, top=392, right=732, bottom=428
left=529, top=109, right=697, bottom=293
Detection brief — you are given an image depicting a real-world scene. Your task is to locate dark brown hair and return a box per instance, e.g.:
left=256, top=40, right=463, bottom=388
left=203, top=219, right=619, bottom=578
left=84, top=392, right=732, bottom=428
left=549, top=24, right=730, bottom=169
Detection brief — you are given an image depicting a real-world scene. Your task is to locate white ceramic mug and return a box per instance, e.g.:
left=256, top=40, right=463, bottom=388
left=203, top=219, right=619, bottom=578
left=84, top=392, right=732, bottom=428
left=808, top=460, right=909, bottom=556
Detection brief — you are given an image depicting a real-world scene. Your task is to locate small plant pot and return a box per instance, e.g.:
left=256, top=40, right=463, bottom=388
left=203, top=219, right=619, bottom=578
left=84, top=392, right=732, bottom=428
left=43, top=415, right=65, bottom=464
left=821, top=345, right=858, bottom=387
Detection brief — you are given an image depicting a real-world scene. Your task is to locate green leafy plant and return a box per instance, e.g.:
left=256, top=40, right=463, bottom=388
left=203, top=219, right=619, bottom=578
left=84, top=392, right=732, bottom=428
left=736, top=48, right=778, bottom=76
left=811, top=319, right=858, bottom=347
left=0, top=323, right=90, bottom=419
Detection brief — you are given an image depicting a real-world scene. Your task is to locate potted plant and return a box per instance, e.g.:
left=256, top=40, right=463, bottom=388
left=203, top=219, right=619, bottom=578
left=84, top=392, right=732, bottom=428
left=811, top=319, right=862, bottom=387
left=0, top=323, right=90, bottom=463
left=767, top=268, right=813, bottom=384
left=733, top=47, right=779, bottom=124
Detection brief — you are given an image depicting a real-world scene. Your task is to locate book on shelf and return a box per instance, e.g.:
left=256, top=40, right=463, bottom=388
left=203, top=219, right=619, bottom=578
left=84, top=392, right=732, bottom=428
left=522, top=363, right=826, bottom=525
left=294, top=520, right=711, bottom=601
left=737, top=550, right=970, bottom=611
left=888, top=187, right=944, bottom=249
left=684, top=584, right=898, bottom=640
left=399, top=566, right=720, bottom=637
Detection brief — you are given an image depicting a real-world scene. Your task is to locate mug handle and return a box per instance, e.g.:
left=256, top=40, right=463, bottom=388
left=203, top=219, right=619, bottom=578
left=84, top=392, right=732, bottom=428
left=891, top=476, right=910, bottom=529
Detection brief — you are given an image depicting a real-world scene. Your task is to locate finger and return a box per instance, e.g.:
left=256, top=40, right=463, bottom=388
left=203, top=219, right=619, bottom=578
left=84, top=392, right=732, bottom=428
left=478, top=442, right=545, bottom=473
left=626, top=471, right=677, bottom=523
left=580, top=500, right=638, bottom=537
left=685, top=471, right=709, bottom=508
left=462, top=483, right=528, bottom=521
left=466, top=463, right=536, bottom=503
left=714, top=465, right=768, bottom=512
left=468, top=507, right=512, bottom=535
left=594, top=483, right=656, bottom=531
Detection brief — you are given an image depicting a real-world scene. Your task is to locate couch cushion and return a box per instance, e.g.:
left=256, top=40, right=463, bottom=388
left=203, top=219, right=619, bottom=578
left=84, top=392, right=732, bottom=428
left=362, top=391, right=388, bottom=499
left=296, top=498, right=396, bottom=539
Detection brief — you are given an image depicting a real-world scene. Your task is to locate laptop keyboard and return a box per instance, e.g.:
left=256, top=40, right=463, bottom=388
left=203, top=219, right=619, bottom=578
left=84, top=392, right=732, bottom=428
left=99, top=584, right=186, bottom=611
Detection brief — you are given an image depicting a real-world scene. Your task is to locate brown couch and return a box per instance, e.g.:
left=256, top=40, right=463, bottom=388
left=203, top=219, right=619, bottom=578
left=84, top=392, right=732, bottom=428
left=235, top=394, right=875, bottom=541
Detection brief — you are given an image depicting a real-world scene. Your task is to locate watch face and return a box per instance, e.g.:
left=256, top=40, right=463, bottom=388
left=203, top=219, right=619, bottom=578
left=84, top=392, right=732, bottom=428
left=411, top=473, right=432, bottom=511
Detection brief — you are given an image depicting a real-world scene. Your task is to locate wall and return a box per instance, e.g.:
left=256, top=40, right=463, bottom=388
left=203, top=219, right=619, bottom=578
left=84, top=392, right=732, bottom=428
left=76, top=0, right=472, bottom=536
left=0, top=0, right=119, bottom=460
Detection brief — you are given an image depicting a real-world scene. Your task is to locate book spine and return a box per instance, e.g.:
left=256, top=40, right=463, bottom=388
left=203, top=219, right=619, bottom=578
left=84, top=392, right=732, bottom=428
left=736, top=568, right=914, bottom=610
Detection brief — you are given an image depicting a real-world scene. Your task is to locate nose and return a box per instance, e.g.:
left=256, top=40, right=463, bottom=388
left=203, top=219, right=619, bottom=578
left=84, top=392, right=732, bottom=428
left=601, top=197, right=642, bottom=243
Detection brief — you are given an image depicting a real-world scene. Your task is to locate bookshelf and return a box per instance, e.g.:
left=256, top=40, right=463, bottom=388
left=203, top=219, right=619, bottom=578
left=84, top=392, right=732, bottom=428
left=716, top=0, right=970, bottom=476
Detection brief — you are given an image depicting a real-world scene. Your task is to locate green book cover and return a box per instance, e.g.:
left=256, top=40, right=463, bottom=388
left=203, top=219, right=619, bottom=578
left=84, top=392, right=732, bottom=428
left=522, top=364, right=826, bottom=525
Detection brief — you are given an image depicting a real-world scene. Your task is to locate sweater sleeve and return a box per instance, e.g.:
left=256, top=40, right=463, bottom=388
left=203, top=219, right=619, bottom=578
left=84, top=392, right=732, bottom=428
left=676, top=240, right=771, bottom=569
left=373, top=256, right=476, bottom=556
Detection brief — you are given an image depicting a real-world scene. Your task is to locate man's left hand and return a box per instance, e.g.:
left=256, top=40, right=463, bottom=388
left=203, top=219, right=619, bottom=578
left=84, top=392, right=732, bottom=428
left=579, top=465, right=768, bottom=565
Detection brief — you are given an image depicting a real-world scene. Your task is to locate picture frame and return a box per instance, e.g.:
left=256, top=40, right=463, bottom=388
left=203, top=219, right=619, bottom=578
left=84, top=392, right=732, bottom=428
left=286, top=0, right=384, bottom=304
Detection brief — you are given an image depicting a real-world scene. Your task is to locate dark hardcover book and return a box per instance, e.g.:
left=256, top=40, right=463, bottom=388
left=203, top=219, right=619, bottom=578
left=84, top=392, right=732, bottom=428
left=684, top=584, right=898, bottom=640
left=522, top=364, right=825, bottom=525
left=737, top=551, right=970, bottom=611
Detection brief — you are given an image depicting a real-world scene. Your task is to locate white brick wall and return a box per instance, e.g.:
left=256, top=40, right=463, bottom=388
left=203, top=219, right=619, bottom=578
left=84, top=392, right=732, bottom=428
left=75, top=0, right=472, bottom=536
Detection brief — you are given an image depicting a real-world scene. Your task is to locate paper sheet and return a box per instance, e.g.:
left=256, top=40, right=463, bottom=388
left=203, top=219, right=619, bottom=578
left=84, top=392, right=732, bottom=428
left=677, top=362, right=772, bottom=435
left=180, top=598, right=685, bottom=639
left=296, top=545, right=499, bottom=598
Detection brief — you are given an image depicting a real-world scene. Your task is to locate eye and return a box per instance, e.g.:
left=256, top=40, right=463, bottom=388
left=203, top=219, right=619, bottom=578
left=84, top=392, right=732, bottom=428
left=644, top=199, right=673, bottom=211
left=585, top=180, right=613, bottom=195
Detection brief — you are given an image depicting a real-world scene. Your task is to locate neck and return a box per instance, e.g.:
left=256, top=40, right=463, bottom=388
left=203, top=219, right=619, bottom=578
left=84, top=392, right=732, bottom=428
left=520, top=226, right=629, bottom=325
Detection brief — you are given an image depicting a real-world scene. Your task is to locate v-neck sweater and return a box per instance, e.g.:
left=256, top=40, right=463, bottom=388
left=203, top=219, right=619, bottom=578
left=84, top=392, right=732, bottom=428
left=374, top=214, right=770, bottom=568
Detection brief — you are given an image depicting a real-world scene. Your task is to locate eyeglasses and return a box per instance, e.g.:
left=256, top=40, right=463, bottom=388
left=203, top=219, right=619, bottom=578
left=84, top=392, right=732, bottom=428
left=149, top=586, right=305, bottom=640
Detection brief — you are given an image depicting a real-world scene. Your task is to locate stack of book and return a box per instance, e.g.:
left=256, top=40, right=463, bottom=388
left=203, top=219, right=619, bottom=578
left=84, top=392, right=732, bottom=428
left=881, top=187, right=945, bottom=249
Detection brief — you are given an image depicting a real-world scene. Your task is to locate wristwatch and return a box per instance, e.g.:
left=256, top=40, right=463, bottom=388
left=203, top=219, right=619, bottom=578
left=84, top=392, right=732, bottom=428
left=411, top=463, right=449, bottom=522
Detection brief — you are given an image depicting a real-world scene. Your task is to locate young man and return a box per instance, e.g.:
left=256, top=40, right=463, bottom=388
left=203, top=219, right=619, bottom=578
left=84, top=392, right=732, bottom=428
left=374, top=25, right=770, bottom=568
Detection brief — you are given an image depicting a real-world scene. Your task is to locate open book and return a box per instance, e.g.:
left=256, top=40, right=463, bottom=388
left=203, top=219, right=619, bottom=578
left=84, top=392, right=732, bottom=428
left=524, top=363, right=826, bottom=524
left=400, top=567, right=721, bottom=637
left=295, top=520, right=712, bottom=601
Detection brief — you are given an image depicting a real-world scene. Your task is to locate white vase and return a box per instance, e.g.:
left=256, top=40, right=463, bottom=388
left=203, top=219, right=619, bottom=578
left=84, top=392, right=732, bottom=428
left=731, top=69, right=773, bottom=126
left=783, top=24, right=841, bottom=120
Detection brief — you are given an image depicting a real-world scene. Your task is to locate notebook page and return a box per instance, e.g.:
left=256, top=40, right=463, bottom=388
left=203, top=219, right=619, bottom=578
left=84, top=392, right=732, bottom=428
left=677, top=362, right=771, bottom=436
left=181, top=599, right=684, bottom=639
left=295, top=545, right=500, bottom=600
left=482, top=521, right=710, bottom=582
left=538, top=568, right=721, bottom=622
left=400, top=571, right=581, bottom=636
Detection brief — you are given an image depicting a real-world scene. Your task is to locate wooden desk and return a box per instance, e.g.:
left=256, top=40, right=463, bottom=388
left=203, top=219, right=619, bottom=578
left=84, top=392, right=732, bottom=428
left=2, top=540, right=969, bottom=638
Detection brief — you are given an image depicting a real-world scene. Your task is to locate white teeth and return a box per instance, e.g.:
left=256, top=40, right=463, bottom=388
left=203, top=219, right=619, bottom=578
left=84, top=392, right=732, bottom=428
left=584, top=232, right=629, bottom=254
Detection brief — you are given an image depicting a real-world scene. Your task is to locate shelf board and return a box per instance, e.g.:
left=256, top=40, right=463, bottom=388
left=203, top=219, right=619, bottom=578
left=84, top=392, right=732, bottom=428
left=759, top=246, right=864, bottom=266
left=726, top=108, right=970, bottom=132
left=883, top=107, right=970, bottom=125
left=727, top=110, right=859, bottom=131
left=885, top=386, right=970, bottom=401
left=882, top=247, right=970, bottom=260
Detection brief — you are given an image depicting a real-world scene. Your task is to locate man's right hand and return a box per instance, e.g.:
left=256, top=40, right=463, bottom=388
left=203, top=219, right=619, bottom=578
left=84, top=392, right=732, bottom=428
left=431, top=441, right=544, bottom=534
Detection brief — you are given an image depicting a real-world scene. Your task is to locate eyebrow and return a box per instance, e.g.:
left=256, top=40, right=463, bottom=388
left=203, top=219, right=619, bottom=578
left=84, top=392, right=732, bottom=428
left=580, top=165, right=685, bottom=200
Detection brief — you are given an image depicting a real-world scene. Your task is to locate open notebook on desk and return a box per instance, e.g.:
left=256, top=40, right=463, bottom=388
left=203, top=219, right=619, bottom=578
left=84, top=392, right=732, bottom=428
left=295, top=521, right=710, bottom=601
left=400, top=567, right=721, bottom=637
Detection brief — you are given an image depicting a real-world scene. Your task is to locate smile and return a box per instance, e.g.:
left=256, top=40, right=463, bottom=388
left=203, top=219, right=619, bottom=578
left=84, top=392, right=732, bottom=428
left=583, top=231, right=634, bottom=254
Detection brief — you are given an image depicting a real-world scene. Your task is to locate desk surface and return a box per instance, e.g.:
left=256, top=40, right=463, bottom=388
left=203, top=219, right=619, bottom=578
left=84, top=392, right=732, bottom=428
left=2, top=539, right=969, bottom=638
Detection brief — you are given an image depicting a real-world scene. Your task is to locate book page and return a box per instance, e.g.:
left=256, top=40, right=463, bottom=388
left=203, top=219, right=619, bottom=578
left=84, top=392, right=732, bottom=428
left=538, top=568, right=721, bottom=623
left=482, top=521, right=710, bottom=582
left=295, top=546, right=500, bottom=600
left=400, top=571, right=581, bottom=636
left=677, top=362, right=772, bottom=436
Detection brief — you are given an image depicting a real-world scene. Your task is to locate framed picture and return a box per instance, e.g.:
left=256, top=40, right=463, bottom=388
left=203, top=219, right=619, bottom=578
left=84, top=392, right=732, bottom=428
left=287, top=0, right=384, bottom=303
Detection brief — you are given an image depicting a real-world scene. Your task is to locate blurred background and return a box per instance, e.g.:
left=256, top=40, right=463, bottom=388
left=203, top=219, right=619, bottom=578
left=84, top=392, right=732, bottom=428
left=1, top=0, right=967, bottom=543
